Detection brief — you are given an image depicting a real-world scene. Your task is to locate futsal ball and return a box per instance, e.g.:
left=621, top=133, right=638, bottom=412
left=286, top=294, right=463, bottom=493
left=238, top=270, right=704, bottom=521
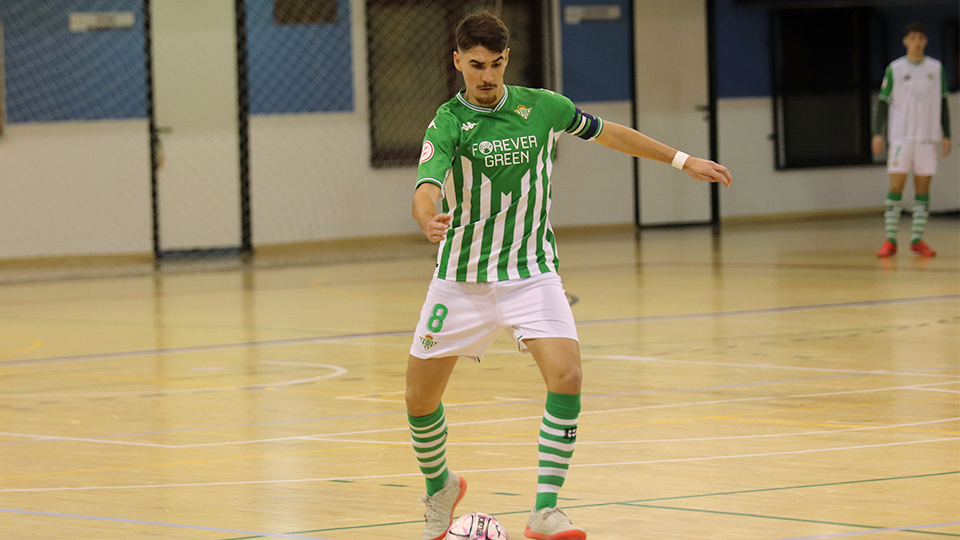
left=445, top=512, right=509, bottom=539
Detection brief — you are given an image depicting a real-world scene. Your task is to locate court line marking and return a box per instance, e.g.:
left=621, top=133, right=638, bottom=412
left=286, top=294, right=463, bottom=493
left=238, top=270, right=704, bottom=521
left=621, top=503, right=959, bottom=538
left=0, top=436, right=955, bottom=493
left=1, top=295, right=954, bottom=368
left=0, top=508, right=334, bottom=540
left=212, top=471, right=960, bottom=539
left=1, top=381, right=956, bottom=448
left=575, top=295, right=960, bottom=326
left=314, top=417, right=960, bottom=445
left=907, top=386, right=960, bottom=394
left=0, top=361, right=347, bottom=398
left=4, top=417, right=953, bottom=451
left=584, top=353, right=960, bottom=378
left=776, top=522, right=960, bottom=539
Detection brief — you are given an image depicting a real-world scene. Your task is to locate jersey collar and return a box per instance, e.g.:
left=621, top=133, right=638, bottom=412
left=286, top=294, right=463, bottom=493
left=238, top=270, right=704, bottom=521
left=457, top=85, right=509, bottom=113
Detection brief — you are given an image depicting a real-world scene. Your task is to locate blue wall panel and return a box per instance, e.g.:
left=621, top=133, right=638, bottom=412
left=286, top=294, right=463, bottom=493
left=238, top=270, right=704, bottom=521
left=715, top=0, right=770, bottom=98
left=0, top=0, right=146, bottom=123
left=245, top=0, right=354, bottom=114
left=560, top=0, right=631, bottom=103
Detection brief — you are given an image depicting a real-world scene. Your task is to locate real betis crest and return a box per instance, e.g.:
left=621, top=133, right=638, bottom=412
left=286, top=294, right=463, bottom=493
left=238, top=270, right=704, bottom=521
left=420, top=334, right=438, bottom=351
left=515, top=105, right=532, bottom=120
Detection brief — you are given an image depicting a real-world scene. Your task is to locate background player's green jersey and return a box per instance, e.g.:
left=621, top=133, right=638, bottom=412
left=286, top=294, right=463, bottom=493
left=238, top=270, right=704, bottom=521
left=417, top=85, right=602, bottom=283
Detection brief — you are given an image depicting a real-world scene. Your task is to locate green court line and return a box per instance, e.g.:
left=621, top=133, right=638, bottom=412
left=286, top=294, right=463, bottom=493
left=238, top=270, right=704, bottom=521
left=622, top=503, right=960, bottom=537
left=613, top=470, right=959, bottom=506
left=217, top=471, right=958, bottom=540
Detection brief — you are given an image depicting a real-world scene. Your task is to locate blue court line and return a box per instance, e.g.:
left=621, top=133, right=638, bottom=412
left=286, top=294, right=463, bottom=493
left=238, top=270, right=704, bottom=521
left=0, top=330, right=412, bottom=367
left=2, top=366, right=955, bottom=447
left=4, top=365, right=953, bottom=447
left=0, top=508, right=334, bottom=540
left=777, top=522, right=960, bottom=539
left=2, top=295, right=955, bottom=368
left=577, top=295, right=960, bottom=326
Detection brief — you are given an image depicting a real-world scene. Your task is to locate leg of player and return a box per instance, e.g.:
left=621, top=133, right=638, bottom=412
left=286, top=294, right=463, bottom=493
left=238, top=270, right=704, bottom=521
left=909, top=175, right=935, bottom=257
left=406, top=354, right=468, bottom=540
left=878, top=173, right=908, bottom=258
left=523, top=337, right=587, bottom=540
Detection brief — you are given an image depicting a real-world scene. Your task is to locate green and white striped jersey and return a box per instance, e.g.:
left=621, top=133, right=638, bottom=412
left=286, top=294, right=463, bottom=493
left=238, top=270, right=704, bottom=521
left=417, top=85, right=602, bottom=283
left=879, top=56, right=947, bottom=144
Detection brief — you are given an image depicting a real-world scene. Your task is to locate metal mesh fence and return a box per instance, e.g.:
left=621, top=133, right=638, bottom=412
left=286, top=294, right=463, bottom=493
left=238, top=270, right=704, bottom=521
left=0, top=0, right=550, bottom=278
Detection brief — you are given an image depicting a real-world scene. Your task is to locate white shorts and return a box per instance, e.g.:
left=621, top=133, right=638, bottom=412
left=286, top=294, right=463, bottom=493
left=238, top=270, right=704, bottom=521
left=409, top=272, right=578, bottom=361
left=887, top=142, right=937, bottom=176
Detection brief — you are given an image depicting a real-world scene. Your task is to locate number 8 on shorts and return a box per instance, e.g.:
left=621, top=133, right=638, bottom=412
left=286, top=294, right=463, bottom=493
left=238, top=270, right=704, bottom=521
left=426, top=303, right=448, bottom=332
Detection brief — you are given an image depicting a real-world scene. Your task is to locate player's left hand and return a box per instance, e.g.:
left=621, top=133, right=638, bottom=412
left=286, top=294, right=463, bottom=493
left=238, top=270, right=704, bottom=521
left=683, top=157, right=732, bottom=187
left=943, top=138, right=952, bottom=157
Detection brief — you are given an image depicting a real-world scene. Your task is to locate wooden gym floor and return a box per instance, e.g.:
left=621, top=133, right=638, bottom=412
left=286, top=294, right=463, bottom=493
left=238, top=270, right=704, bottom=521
left=0, top=215, right=957, bottom=539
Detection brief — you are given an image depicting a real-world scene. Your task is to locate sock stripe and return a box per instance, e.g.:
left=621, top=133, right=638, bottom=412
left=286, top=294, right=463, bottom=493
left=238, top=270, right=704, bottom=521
left=409, top=404, right=450, bottom=496
left=543, top=411, right=578, bottom=426
left=911, top=198, right=930, bottom=242
left=884, top=199, right=902, bottom=241
left=538, top=437, right=576, bottom=453
left=536, top=392, right=580, bottom=510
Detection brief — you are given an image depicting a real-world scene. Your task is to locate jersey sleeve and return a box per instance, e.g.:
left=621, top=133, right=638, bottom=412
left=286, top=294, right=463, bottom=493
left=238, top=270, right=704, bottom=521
left=878, top=64, right=893, bottom=102
left=539, top=89, right=605, bottom=140
left=416, top=109, right=460, bottom=190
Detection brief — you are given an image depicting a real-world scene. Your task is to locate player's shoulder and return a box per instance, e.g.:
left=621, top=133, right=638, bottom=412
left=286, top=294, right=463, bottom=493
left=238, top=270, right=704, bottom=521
left=429, top=100, right=463, bottom=130
left=923, top=56, right=942, bottom=69
left=510, top=85, right=570, bottom=104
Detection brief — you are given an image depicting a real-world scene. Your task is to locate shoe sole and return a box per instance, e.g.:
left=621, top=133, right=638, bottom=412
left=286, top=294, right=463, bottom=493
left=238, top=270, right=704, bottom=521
left=426, top=475, right=467, bottom=540
left=523, top=526, right=587, bottom=540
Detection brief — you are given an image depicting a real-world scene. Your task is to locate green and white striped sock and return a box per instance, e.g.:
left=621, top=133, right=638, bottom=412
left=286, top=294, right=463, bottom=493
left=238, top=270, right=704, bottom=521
left=409, top=403, right=449, bottom=496
left=911, top=194, right=930, bottom=244
left=884, top=191, right=902, bottom=243
left=535, top=391, right=581, bottom=510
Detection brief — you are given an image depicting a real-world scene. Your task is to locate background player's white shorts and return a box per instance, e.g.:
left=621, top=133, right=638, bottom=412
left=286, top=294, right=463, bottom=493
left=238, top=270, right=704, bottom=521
left=887, top=142, right=937, bottom=176
left=409, top=272, right=578, bottom=361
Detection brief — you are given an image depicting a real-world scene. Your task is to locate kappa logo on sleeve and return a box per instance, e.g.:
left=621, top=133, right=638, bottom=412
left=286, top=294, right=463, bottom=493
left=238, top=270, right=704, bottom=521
left=419, top=141, right=435, bottom=164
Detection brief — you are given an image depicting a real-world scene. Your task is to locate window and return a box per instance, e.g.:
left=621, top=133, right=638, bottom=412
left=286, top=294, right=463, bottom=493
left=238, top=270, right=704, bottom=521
left=366, top=0, right=547, bottom=167
left=771, top=8, right=874, bottom=169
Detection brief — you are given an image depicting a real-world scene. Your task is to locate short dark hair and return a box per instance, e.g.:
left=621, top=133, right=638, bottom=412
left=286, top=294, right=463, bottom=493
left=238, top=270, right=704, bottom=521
left=904, top=22, right=927, bottom=37
left=456, top=12, right=509, bottom=53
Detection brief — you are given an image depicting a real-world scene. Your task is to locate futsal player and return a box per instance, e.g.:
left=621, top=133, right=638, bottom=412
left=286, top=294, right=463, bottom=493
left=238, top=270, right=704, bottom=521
left=872, top=22, right=952, bottom=258
left=406, top=12, right=732, bottom=540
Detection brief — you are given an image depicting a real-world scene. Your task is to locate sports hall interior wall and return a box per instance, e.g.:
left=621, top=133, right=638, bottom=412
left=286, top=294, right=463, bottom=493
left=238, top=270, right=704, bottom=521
left=0, top=0, right=956, bottom=262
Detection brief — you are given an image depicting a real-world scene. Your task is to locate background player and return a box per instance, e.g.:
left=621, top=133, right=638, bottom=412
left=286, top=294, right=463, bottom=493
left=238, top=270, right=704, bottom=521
left=406, top=12, right=732, bottom=540
left=872, top=22, right=951, bottom=258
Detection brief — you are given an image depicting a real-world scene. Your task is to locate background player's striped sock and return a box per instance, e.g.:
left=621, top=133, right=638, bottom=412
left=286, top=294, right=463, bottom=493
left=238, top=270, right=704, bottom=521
left=409, top=403, right=449, bottom=496
left=884, top=191, right=902, bottom=243
left=911, top=194, right=930, bottom=244
left=535, top=391, right=581, bottom=510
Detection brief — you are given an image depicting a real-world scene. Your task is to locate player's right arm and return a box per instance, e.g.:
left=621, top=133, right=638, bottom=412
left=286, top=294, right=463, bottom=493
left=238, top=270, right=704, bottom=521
left=413, top=183, right=451, bottom=243
left=872, top=64, right=894, bottom=156
left=413, top=109, right=459, bottom=243
left=595, top=121, right=732, bottom=187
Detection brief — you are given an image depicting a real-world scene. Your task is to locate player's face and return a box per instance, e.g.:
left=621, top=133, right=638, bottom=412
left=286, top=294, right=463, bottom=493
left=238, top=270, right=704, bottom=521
left=454, top=46, right=509, bottom=107
left=903, top=31, right=927, bottom=60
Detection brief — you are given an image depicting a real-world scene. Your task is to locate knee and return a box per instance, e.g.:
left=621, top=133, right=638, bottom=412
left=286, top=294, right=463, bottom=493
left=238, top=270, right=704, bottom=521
left=552, top=366, right=582, bottom=394
left=405, top=387, right=439, bottom=417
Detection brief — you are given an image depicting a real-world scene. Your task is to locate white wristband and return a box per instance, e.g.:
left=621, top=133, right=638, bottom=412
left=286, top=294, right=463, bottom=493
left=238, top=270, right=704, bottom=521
left=671, top=151, right=689, bottom=170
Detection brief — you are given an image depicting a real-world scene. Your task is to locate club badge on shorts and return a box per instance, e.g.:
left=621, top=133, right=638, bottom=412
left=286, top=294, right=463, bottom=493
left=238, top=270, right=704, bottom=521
left=420, top=333, right=439, bottom=351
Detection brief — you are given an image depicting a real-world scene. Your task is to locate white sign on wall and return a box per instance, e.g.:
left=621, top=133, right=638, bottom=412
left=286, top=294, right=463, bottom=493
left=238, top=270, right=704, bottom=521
left=69, top=12, right=136, bottom=33
left=563, top=5, right=622, bottom=25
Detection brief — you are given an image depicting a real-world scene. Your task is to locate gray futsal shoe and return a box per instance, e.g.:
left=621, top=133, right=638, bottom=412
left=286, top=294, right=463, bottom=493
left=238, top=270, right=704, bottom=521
left=420, top=473, right=467, bottom=540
